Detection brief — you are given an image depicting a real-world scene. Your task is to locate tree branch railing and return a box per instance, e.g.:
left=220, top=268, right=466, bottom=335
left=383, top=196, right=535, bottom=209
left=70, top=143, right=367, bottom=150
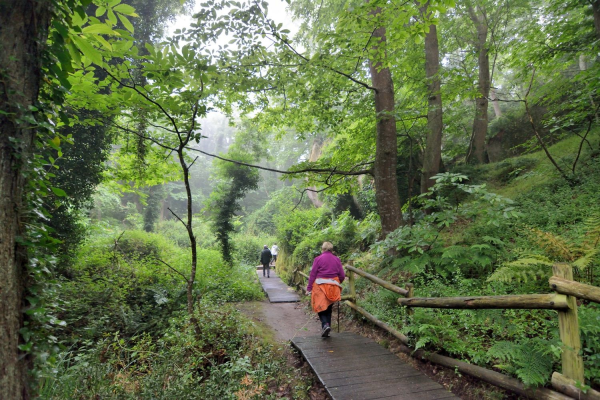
left=292, top=262, right=600, bottom=400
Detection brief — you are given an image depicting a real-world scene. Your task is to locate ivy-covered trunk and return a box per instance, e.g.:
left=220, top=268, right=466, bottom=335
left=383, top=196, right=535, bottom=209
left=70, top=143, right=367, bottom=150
left=420, top=3, right=443, bottom=194
left=368, top=20, right=403, bottom=237
left=0, top=1, right=51, bottom=397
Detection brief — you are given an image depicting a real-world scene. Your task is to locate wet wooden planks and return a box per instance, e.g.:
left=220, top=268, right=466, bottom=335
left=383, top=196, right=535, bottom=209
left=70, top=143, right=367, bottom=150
left=256, top=270, right=300, bottom=303
left=292, top=332, right=458, bottom=400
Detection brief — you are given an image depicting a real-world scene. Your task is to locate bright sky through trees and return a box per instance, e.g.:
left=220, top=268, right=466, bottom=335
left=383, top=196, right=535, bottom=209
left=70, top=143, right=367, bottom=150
left=167, top=0, right=299, bottom=38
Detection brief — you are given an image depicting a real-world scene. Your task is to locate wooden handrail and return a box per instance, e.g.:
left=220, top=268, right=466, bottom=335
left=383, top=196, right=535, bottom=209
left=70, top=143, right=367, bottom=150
left=297, top=271, right=309, bottom=279
left=397, top=293, right=569, bottom=310
left=291, top=262, right=591, bottom=394
left=399, top=346, right=572, bottom=400
left=345, top=265, right=408, bottom=296
left=549, top=276, right=600, bottom=304
left=551, top=372, right=600, bottom=400
left=345, top=300, right=409, bottom=345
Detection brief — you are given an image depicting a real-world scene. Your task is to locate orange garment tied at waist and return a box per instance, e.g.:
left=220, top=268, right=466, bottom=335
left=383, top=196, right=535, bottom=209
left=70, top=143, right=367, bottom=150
left=311, top=277, right=341, bottom=313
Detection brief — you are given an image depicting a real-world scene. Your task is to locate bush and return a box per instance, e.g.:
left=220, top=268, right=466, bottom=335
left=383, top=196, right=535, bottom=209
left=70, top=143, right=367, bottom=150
left=54, top=230, right=262, bottom=344
left=244, top=187, right=299, bottom=236
left=232, top=233, right=276, bottom=266
left=292, top=211, right=360, bottom=269
left=156, top=219, right=218, bottom=250
left=275, top=207, right=331, bottom=255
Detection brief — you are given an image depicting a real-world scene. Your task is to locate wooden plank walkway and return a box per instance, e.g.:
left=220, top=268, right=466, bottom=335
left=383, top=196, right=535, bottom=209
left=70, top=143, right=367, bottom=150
left=292, top=332, right=459, bottom=400
left=256, top=269, right=300, bottom=303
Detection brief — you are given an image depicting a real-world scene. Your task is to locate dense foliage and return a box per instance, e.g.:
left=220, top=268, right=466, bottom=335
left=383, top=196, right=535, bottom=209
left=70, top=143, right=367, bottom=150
left=3, top=0, right=600, bottom=397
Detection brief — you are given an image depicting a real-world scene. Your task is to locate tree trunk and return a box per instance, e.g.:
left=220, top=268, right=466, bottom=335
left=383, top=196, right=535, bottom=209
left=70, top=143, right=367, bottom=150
left=490, top=88, right=502, bottom=118
left=0, top=1, right=51, bottom=397
left=306, top=139, right=324, bottom=207
left=420, top=3, right=443, bottom=194
left=368, top=16, right=403, bottom=236
left=466, top=5, right=490, bottom=164
left=592, top=1, right=600, bottom=39
left=177, top=148, right=198, bottom=316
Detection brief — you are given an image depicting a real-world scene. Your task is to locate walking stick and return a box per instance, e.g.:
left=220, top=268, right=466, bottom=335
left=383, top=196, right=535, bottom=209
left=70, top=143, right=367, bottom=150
left=337, top=301, right=340, bottom=333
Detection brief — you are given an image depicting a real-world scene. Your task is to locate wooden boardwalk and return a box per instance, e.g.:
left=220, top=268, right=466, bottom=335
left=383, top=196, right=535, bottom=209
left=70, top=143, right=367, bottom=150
left=292, top=332, right=459, bottom=400
left=256, top=269, right=300, bottom=303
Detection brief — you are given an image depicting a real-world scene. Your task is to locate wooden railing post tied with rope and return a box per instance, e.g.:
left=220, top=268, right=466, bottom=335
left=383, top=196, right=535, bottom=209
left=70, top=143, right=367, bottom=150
left=291, top=263, right=600, bottom=400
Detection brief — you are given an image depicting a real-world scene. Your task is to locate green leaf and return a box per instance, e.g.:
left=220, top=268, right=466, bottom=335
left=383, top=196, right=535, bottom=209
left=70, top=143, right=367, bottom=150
left=95, top=35, right=113, bottom=51
left=107, top=9, right=118, bottom=25
left=82, top=23, right=119, bottom=35
left=95, top=6, right=106, bottom=17
left=72, top=35, right=103, bottom=66
left=118, top=14, right=134, bottom=33
left=66, top=42, right=82, bottom=65
left=113, top=4, right=136, bottom=16
left=51, top=187, right=67, bottom=197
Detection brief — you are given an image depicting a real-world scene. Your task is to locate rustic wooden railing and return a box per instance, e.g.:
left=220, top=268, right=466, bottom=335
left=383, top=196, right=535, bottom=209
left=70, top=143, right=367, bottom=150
left=293, top=263, right=600, bottom=400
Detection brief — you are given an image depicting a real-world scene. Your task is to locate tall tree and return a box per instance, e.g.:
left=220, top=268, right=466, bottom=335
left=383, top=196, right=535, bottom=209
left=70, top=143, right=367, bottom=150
left=465, top=2, right=491, bottom=164
left=0, top=2, right=52, bottom=396
left=367, top=6, right=404, bottom=236
left=418, top=1, right=444, bottom=193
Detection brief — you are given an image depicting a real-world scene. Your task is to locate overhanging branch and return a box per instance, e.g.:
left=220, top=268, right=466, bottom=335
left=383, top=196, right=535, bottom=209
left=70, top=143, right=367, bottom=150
left=186, top=146, right=373, bottom=176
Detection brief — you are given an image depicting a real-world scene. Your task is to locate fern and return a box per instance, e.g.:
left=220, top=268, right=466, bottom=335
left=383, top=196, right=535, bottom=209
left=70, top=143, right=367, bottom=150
left=582, top=213, right=600, bottom=249
left=487, top=338, right=556, bottom=387
left=490, top=218, right=600, bottom=283
left=487, top=341, right=519, bottom=363
left=528, top=228, right=574, bottom=261
left=572, top=248, right=598, bottom=270
left=487, top=254, right=553, bottom=283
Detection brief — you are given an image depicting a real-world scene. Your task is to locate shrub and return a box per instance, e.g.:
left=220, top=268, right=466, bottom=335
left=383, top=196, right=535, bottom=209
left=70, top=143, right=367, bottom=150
left=275, top=207, right=331, bottom=255
left=232, top=233, right=276, bottom=266
left=156, top=219, right=218, bottom=250
left=291, top=211, right=359, bottom=268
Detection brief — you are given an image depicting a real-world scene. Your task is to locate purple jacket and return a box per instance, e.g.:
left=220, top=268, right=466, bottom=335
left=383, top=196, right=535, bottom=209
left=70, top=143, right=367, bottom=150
left=307, top=251, right=345, bottom=292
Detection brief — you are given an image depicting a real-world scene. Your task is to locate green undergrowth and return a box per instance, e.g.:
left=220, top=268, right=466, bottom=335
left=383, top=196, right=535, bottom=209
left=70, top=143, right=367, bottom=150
left=39, top=304, right=312, bottom=399
left=36, top=228, right=305, bottom=398
left=53, top=230, right=263, bottom=343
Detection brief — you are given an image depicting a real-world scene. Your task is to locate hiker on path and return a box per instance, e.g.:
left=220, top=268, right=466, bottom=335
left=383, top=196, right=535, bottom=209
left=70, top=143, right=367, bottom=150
left=260, top=245, right=272, bottom=278
left=306, top=242, right=345, bottom=337
left=270, top=244, right=279, bottom=265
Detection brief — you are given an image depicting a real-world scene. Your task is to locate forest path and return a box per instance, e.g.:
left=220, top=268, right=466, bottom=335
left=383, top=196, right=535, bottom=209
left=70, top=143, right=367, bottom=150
left=237, top=298, right=321, bottom=342
left=240, top=268, right=321, bottom=342
left=256, top=268, right=301, bottom=302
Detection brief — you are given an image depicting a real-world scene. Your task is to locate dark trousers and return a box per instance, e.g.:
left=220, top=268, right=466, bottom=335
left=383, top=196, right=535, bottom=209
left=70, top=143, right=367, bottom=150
left=318, top=304, right=333, bottom=328
left=262, top=263, right=270, bottom=276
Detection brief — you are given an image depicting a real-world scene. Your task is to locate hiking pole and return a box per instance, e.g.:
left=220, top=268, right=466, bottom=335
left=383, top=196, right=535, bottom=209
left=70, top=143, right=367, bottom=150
left=337, top=301, right=340, bottom=333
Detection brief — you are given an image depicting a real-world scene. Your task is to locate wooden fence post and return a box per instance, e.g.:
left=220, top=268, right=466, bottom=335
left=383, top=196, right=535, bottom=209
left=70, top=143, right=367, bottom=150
left=553, top=263, right=584, bottom=383
left=349, top=270, right=356, bottom=301
left=405, top=283, right=414, bottom=316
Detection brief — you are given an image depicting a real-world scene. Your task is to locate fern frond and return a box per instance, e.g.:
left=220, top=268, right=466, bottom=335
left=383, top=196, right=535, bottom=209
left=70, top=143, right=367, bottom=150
left=488, top=255, right=551, bottom=283
left=487, top=341, right=520, bottom=363
left=488, top=339, right=554, bottom=387
left=528, top=228, right=574, bottom=261
left=573, top=248, right=598, bottom=270
left=582, top=213, right=600, bottom=248
left=514, top=344, right=553, bottom=387
left=504, top=255, right=553, bottom=267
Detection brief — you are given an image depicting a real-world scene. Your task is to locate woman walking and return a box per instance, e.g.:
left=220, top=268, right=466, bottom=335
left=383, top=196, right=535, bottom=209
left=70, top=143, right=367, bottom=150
left=306, top=242, right=345, bottom=337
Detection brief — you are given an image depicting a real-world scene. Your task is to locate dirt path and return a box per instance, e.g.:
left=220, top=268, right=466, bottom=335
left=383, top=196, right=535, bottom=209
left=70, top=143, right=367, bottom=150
left=237, top=298, right=321, bottom=342
left=237, top=299, right=330, bottom=399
